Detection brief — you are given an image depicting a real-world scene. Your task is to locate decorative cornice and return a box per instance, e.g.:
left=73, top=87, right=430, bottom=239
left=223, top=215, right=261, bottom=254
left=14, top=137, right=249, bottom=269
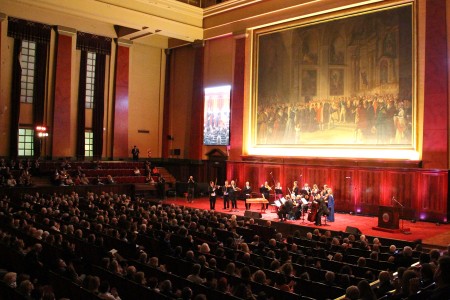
left=117, top=38, right=133, bottom=47
left=233, top=29, right=248, bottom=39
left=57, top=25, right=76, bottom=36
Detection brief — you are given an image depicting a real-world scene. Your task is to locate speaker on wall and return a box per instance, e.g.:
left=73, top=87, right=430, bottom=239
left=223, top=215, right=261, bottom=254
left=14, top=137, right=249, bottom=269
left=244, top=211, right=262, bottom=219
left=345, top=226, right=362, bottom=235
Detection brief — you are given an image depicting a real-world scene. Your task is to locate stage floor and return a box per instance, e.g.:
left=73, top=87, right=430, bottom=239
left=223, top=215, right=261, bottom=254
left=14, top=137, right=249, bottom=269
left=162, top=196, right=450, bottom=249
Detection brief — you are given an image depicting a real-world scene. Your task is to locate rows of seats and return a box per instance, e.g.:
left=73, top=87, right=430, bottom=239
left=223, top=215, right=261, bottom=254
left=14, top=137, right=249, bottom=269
left=0, top=191, right=447, bottom=300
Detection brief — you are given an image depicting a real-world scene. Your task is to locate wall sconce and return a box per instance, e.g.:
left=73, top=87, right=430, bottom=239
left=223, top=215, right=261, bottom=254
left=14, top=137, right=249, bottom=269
left=36, top=126, right=49, bottom=137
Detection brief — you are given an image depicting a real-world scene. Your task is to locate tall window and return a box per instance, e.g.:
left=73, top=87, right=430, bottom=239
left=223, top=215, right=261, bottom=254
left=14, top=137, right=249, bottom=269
left=18, top=128, right=34, bottom=156
left=20, top=40, right=36, bottom=103
left=86, top=52, right=96, bottom=109
left=85, top=131, right=93, bottom=157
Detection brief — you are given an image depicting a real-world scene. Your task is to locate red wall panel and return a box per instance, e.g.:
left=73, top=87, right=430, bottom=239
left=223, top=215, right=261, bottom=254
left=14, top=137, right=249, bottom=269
left=113, top=45, right=129, bottom=158
left=52, top=34, right=72, bottom=157
left=422, top=0, right=449, bottom=169
left=229, top=37, right=246, bottom=161
left=227, top=160, right=449, bottom=222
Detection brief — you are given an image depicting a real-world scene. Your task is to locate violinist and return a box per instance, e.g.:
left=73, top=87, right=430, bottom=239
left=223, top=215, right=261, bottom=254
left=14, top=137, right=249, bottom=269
left=208, top=181, right=219, bottom=210
left=222, top=180, right=230, bottom=210
left=229, top=180, right=241, bottom=211
left=242, top=181, right=252, bottom=210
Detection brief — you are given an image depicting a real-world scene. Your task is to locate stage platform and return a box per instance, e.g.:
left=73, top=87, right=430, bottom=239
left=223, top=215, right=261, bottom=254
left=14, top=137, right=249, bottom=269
left=161, top=196, right=450, bottom=249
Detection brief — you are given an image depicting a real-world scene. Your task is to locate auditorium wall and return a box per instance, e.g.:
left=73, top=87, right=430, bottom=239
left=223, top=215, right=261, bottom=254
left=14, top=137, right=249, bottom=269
left=0, top=4, right=166, bottom=160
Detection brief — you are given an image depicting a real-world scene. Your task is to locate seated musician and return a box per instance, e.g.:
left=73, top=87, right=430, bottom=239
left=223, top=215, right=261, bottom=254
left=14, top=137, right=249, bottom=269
left=278, top=195, right=294, bottom=221
left=242, top=181, right=252, bottom=210
left=292, top=195, right=304, bottom=220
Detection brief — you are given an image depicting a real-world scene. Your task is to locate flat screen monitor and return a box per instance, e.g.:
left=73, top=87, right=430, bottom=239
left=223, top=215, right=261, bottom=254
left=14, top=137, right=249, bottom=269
left=203, top=85, right=231, bottom=146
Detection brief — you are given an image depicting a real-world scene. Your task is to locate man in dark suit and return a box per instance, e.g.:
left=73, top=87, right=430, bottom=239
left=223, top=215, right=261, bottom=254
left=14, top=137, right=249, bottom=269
left=131, top=145, right=140, bottom=161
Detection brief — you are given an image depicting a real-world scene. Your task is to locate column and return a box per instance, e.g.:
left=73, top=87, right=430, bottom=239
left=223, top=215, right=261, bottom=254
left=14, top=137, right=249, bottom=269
left=113, top=39, right=131, bottom=159
left=52, top=26, right=75, bottom=158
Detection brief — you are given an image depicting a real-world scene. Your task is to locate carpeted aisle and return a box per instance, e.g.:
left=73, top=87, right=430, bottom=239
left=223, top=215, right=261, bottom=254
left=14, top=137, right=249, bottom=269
left=162, top=196, right=450, bottom=248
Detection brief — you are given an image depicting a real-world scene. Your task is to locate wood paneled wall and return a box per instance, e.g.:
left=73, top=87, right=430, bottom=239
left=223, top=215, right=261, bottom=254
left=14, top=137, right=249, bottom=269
left=227, top=159, right=449, bottom=222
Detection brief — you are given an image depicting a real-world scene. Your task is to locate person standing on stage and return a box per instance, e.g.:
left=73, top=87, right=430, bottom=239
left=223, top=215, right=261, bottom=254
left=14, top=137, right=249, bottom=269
left=292, top=181, right=300, bottom=197
left=302, top=182, right=311, bottom=195
left=229, top=180, right=240, bottom=211
left=274, top=182, right=283, bottom=200
left=187, top=176, right=195, bottom=203
left=242, top=181, right=252, bottom=210
left=222, top=180, right=230, bottom=209
left=321, top=184, right=329, bottom=197
left=260, top=181, right=271, bottom=209
left=311, top=183, right=320, bottom=196
left=208, top=181, right=219, bottom=210
left=326, top=188, right=335, bottom=222
left=315, top=194, right=329, bottom=226
left=131, top=145, right=140, bottom=161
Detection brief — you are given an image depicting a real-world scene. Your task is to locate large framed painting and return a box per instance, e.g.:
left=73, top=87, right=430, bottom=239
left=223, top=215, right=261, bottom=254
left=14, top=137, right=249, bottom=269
left=251, top=4, right=415, bottom=158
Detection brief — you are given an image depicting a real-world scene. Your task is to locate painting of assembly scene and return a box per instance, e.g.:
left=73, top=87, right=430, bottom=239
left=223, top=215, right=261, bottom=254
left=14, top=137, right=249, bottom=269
left=255, top=5, right=413, bottom=147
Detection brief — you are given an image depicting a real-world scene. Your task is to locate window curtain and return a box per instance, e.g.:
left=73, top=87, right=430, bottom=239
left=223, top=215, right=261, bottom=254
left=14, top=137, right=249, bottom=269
left=33, top=43, right=49, bottom=158
left=76, top=51, right=87, bottom=160
left=76, top=32, right=111, bottom=160
left=7, top=17, right=51, bottom=158
left=92, top=54, right=106, bottom=159
left=9, top=40, right=22, bottom=159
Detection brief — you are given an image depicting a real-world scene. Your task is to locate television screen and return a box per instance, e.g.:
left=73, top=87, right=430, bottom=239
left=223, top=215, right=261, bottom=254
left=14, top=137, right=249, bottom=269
left=203, top=85, right=231, bottom=145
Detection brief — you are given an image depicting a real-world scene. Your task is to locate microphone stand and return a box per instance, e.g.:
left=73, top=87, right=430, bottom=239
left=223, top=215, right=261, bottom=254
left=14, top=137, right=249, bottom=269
left=392, top=197, right=411, bottom=234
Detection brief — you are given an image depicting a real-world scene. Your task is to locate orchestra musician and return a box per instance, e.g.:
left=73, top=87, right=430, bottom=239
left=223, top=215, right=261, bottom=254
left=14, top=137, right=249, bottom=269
left=278, top=195, right=294, bottom=221
left=321, top=184, right=329, bottom=197
left=302, top=182, right=311, bottom=195
left=229, top=180, right=241, bottom=211
left=187, top=176, right=195, bottom=203
left=292, top=195, right=304, bottom=220
left=314, top=194, right=330, bottom=226
left=208, top=181, right=219, bottom=210
left=292, top=181, right=300, bottom=197
left=311, top=183, right=320, bottom=196
left=242, top=181, right=252, bottom=210
left=260, top=181, right=271, bottom=209
left=222, top=180, right=230, bottom=210
left=274, top=182, right=283, bottom=200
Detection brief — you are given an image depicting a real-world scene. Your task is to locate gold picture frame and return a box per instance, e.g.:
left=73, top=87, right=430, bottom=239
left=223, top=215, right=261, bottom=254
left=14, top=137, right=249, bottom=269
left=250, top=3, right=416, bottom=158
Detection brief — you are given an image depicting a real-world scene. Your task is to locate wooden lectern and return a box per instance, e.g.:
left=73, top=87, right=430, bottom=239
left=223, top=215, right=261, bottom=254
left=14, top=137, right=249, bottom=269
left=377, top=206, right=400, bottom=229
